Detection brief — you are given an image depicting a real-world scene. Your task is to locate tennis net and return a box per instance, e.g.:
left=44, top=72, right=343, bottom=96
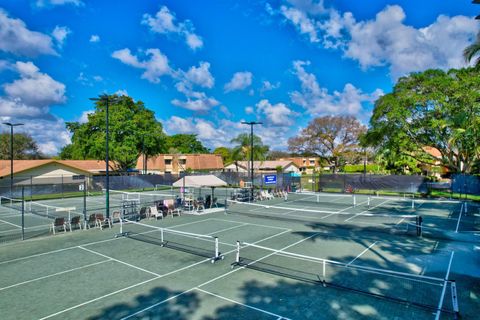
left=118, top=219, right=224, bottom=263
left=226, top=199, right=418, bottom=237
left=232, top=241, right=457, bottom=315
left=0, top=196, right=24, bottom=212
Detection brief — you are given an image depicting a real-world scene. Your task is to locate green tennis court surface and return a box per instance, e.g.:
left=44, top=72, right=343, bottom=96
left=0, top=193, right=479, bottom=319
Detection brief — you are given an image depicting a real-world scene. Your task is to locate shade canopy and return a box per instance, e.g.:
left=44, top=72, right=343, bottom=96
left=173, top=175, right=227, bottom=188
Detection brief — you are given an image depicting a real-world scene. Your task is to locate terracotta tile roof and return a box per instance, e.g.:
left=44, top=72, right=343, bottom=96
left=136, top=154, right=224, bottom=171
left=234, top=161, right=297, bottom=170
left=423, top=147, right=442, bottom=159
left=0, top=159, right=111, bottom=177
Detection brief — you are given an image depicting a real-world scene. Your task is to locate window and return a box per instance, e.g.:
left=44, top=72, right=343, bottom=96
left=165, top=159, right=172, bottom=165
left=309, top=160, right=315, bottom=165
left=178, top=159, right=186, bottom=165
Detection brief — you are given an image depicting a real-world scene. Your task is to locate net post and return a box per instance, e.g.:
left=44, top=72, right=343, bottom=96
left=353, top=194, right=356, bottom=207
left=450, top=280, right=459, bottom=317
left=214, top=237, right=219, bottom=259
left=21, top=186, right=25, bottom=241
left=236, top=241, right=240, bottom=264
left=367, top=196, right=371, bottom=209
left=160, top=228, right=164, bottom=243
left=316, top=194, right=320, bottom=203
left=322, top=259, right=326, bottom=279
left=464, top=202, right=468, bottom=214
left=411, top=198, right=415, bottom=210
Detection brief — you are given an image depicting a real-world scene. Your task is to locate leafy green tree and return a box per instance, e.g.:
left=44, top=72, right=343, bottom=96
left=0, top=133, right=43, bottom=159
left=363, top=68, right=480, bottom=173
left=213, top=147, right=233, bottom=164
left=267, top=150, right=291, bottom=160
left=230, top=133, right=269, bottom=170
left=165, top=134, right=209, bottom=154
left=288, top=115, right=366, bottom=172
left=60, top=95, right=167, bottom=171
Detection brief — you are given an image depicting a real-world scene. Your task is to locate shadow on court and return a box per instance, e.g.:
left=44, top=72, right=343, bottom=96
left=89, top=286, right=200, bottom=320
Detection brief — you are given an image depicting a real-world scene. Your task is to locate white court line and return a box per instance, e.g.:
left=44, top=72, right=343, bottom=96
left=455, top=203, right=464, bottom=233
left=198, top=232, right=320, bottom=289
left=210, top=218, right=290, bottom=231
left=0, top=217, right=224, bottom=263
left=41, top=228, right=292, bottom=320
left=344, top=199, right=392, bottom=222
left=78, top=246, right=162, bottom=277
left=207, top=223, right=249, bottom=235
left=434, top=251, right=455, bottom=320
left=346, top=241, right=378, bottom=266
left=0, top=218, right=21, bottom=228
left=120, top=229, right=293, bottom=319
left=196, top=287, right=292, bottom=320
left=39, top=256, right=215, bottom=320
left=0, top=260, right=111, bottom=292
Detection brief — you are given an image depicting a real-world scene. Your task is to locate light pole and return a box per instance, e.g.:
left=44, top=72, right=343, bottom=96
left=241, top=121, right=262, bottom=200
left=3, top=122, right=24, bottom=197
left=89, top=94, right=118, bottom=219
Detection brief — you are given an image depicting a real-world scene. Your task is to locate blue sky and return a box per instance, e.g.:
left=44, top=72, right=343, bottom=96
left=0, top=0, right=477, bottom=155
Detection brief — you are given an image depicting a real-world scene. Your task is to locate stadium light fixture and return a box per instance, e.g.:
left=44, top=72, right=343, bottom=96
left=241, top=121, right=263, bottom=200
left=3, top=122, right=24, bottom=197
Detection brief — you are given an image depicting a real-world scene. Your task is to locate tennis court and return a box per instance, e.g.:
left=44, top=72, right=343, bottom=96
left=0, top=190, right=478, bottom=319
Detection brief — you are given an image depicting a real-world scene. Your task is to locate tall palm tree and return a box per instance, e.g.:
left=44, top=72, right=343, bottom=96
left=464, top=32, right=480, bottom=68
left=230, top=133, right=269, bottom=171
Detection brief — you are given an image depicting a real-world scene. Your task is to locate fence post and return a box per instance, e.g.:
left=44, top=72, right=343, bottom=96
left=83, top=180, right=87, bottom=230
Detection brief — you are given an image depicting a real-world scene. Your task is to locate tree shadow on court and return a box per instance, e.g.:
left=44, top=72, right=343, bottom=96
left=88, top=286, right=200, bottom=320
left=202, top=253, right=447, bottom=320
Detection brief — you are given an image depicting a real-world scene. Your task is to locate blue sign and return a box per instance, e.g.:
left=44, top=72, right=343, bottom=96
left=264, top=174, right=277, bottom=185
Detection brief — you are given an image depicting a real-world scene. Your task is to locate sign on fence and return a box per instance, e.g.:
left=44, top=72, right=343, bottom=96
left=264, top=175, right=277, bottom=185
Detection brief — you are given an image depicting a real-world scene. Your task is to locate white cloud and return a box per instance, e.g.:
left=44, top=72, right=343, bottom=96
left=245, top=106, right=254, bottom=114
left=142, top=6, right=203, bottom=50
left=171, top=95, right=219, bottom=112
left=163, top=115, right=292, bottom=150
left=89, top=34, right=100, bottom=43
left=183, top=62, right=214, bottom=88
left=256, top=99, right=296, bottom=126
left=277, top=3, right=478, bottom=79
left=112, top=48, right=171, bottom=83
left=280, top=5, right=319, bottom=43
left=0, top=61, right=68, bottom=155
left=3, top=61, right=66, bottom=109
left=0, top=9, right=56, bottom=56
left=224, top=71, right=253, bottom=92
left=290, top=60, right=382, bottom=116
left=51, top=26, right=70, bottom=47
left=260, top=80, right=280, bottom=94
left=114, top=89, right=128, bottom=96
left=78, top=110, right=93, bottom=123
left=35, top=0, right=84, bottom=7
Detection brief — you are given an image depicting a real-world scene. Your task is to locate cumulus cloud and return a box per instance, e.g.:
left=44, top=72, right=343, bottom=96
left=171, top=95, right=219, bottom=112
left=183, top=62, right=214, bottom=88
left=0, top=9, right=56, bottom=56
left=290, top=60, right=382, bottom=116
left=51, top=26, right=71, bottom=47
left=277, top=2, right=477, bottom=79
left=112, top=48, right=171, bottom=83
left=142, top=6, right=203, bottom=50
left=2, top=61, right=66, bottom=111
left=0, top=61, right=68, bottom=155
left=89, top=34, right=100, bottom=43
left=163, top=115, right=292, bottom=150
left=224, top=71, right=253, bottom=92
left=256, top=99, right=296, bottom=126
left=78, top=110, right=93, bottom=123
left=260, top=80, right=280, bottom=94
left=35, top=0, right=84, bottom=7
